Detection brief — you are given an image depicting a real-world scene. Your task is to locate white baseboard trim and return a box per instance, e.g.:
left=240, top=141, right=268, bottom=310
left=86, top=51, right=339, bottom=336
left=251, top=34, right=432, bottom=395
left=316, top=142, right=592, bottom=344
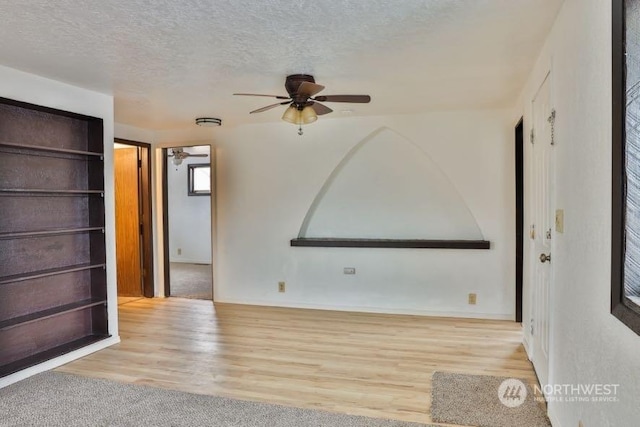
left=217, top=298, right=513, bottom=320
left=547, top=404, right=562, bottom=427
left=168, top=259, right=211, bottom=265
left=0, top=335, right=120, bottom=389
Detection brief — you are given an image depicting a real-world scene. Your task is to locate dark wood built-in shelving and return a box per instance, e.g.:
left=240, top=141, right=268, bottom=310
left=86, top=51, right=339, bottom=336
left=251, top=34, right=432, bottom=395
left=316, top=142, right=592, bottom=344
left=290, top=238, right=491, bottom=249
left=0, top=263, right=106, bottom=285
left=0, top=227, right=104, bottom=240
left=0, top=141, right=104, bottom=157
left=0, top=335, right=110, bottom=378
left=0, top=299, right=107, bottom=331
left=0, top=97, right=109, bottom=378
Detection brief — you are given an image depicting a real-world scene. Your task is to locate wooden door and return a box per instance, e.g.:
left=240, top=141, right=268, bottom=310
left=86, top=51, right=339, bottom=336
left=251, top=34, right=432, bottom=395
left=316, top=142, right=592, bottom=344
left=530, top=74, right=553, bottom=387
left=115, top=147, right=142, bottom=296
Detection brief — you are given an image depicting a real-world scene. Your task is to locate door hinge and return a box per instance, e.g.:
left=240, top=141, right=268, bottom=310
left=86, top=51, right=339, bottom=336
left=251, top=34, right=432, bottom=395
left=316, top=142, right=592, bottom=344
left=138, top=159, right=142, bottom=168
left=546, top=229, right=552, bottom=240
left=530, top=128, right=535, bottom=144
left=139, top=223, right=144, bottom=235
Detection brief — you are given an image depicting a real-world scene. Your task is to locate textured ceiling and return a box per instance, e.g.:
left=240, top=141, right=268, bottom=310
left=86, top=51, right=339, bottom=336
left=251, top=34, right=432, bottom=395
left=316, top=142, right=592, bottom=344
left=0, top=0, right=563, bottom=130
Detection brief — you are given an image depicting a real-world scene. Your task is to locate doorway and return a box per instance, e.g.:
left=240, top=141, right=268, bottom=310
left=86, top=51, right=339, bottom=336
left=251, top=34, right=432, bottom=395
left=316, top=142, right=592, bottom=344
left=114, top=139, right=154, bottom=300
left=162, top=145, right=214, bottom=300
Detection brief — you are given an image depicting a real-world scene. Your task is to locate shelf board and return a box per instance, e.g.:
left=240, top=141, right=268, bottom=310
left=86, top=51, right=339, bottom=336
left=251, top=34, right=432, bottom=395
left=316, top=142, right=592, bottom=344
left=0, top=141, right=103, bottom=157
left=0, top=189, right=104, bottom=196
left=0, top=334, right=111, bottom=378
left=0, top=263, right=106, bottom=285
left=0, top=227, right=104, bottom=240
left=290, top=238, right=491, bottom=249
left=0, top=299, right=107, bottom=331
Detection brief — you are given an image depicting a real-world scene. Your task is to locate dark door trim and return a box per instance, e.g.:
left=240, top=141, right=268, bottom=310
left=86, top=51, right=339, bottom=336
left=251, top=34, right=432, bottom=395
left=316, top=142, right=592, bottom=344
left=161, top=148, right=171, bottom=297
left=114, top=138, right=154, bottom=298
left=515, top=118, right=524, bottom=322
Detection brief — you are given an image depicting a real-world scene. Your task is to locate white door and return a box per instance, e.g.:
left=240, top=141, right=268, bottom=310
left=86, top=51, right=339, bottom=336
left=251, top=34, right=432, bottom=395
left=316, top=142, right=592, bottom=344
left=530, top=74, right=553, bottom=387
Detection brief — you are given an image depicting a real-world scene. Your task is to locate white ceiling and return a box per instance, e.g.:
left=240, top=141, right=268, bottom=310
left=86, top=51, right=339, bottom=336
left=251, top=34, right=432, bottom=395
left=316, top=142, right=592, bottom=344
left=0, top=0, right=563, bottom=130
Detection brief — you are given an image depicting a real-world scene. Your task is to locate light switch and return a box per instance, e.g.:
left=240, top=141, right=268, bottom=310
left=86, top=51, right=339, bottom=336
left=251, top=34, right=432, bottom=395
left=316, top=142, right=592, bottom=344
left=555, top=209, right=564, bottom=233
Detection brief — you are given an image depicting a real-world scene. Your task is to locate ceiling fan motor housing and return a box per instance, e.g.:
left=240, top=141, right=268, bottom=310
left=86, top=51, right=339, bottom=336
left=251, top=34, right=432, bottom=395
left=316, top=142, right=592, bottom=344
left=285, top=74, right=316, bottom=98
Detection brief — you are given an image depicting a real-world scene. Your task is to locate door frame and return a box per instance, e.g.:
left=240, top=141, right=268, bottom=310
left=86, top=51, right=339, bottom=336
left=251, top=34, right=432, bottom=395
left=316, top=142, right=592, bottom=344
left=161, top=144, right=216, bottom=300
left=515, top=118, right=524, bottom=323
left=114, top=138, right=155, bottom=298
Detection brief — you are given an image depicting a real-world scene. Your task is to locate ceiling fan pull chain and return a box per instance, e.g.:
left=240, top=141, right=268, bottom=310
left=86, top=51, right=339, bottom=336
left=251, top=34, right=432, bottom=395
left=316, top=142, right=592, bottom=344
left=298, top=125, right=303, bottom=136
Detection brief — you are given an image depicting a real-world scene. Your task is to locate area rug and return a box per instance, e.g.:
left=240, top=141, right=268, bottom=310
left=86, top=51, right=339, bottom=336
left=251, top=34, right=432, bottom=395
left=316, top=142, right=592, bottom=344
left=0, top=372, right=435, bottom=427
left=431, top=372, right=551, bottom=427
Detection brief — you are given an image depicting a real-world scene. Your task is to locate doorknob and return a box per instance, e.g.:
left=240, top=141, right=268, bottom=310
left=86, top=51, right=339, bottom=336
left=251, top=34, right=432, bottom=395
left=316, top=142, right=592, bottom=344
left=539, top=253, right=551, bottom=263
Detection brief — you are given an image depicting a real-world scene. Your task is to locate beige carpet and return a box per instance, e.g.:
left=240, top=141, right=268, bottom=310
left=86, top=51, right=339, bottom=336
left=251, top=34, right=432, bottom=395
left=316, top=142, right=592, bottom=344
left=431, top=372, right=551, bottom=427
left=169, top=262, right=212, bottom=300
left=0, top=372, right=435, bottom=427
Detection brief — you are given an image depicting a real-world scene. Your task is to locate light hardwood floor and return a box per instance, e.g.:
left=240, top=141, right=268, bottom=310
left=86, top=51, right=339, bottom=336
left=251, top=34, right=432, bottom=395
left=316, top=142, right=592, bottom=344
left=57, top=298, right=537, bottom=425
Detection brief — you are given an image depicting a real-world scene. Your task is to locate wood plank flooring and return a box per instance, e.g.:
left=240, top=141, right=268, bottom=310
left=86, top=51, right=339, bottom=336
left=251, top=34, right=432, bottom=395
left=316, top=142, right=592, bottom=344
left=57, top=298, right=537, bottom=425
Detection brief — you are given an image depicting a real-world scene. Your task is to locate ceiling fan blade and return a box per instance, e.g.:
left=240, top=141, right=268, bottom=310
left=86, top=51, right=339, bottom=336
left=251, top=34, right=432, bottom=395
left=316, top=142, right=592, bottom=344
left=310, top=102, right=333, bottom=116
left=313, top=95, right=371, bottom=103
left=249, top=101, right=291, bottom=114
left=234, top=93, right=291, bottom=100
left=187, top=154, right=209, bottom=157
left=297, top=82, right=325, bottom=97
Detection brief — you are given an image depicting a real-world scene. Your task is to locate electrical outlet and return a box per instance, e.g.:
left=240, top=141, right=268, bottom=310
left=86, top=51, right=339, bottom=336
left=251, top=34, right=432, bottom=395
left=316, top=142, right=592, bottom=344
left=177, top=248, right=182, bottom=255
left=278, top=281, right=285, bottom=293
left=468, top=293, right=477, bottom=305
left=343, top=267, right=356, bottom=275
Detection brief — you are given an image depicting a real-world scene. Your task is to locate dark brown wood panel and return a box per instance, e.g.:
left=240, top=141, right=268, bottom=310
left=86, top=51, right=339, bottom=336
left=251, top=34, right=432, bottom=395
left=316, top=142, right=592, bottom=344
left=115, top=147, right=142, bottom=296
left=0, top=270, right=92, bottom=321
left=0, top=310, right=94, bottom=365
left=0, top=234, right=92, bottom=277
left=0, top=103, right=88, bottom=151
left=0, top=195, right=90, bottom=232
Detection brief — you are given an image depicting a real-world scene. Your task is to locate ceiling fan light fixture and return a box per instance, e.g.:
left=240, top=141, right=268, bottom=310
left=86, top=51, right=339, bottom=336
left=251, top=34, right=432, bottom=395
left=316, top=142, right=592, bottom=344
left=301, top=106, right=318, bottom=124
left=282, top=105, right=317, bottom=125
left=195, top=117, right=222, bottom=127
left=282, top=106, right=299, bottom=124
left=172, top=157, right=183, bottom=166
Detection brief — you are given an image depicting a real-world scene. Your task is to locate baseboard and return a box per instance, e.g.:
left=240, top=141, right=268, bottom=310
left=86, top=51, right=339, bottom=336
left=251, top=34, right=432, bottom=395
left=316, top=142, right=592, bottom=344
left=169, top=258, right=211, bottom=265
left=217, top=298, right=514, bottom=320
left=547, top=404, right=562, bottom=427
left=0, top=335, right=120, bottom=389
left=523, top=333, right=532, bottom=359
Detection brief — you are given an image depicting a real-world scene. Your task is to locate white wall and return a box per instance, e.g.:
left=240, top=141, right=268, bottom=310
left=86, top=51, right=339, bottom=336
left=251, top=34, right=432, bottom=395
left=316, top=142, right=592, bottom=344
left=515, top=0, right=640, bottom=425
left=167, top=145, right=212, bottom=264
left=0, top=65, right=120, bottom=387
left=213, top=110, right=515, bottom=318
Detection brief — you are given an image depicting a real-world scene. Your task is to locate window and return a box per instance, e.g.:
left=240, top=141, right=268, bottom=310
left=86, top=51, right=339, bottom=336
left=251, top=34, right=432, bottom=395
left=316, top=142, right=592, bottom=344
left=188, top=164, right=211, bottom=196
left=612, top=0, right=640, bottom=335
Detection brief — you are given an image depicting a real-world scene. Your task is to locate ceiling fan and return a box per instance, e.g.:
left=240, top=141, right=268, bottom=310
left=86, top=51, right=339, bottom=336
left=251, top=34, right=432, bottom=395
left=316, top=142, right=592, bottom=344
left=168, top=147, right=208, bottom=166
left=234, top=74, right=371, bottom=134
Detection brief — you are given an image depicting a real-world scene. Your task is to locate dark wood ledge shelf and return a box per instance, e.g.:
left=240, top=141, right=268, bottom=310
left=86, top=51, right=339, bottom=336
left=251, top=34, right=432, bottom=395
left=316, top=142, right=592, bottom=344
left=0, top=263, right=106, bottom=285
left=290, top=238, right=491, bottom=249
left=0, top=334, right=111, bottom=377
left=0, top=141, right=104, bottom=158
left=0, top=189, right=104, bottom=196
left=0, top=299, right=107, bottom=331
left=0, top=227, right=104, bottom=240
